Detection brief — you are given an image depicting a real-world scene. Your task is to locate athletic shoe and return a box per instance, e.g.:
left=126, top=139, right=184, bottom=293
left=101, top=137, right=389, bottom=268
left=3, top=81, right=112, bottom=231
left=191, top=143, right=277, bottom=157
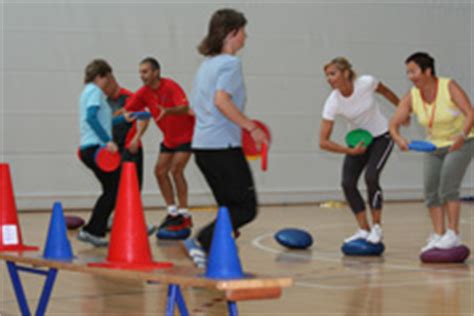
left=367, top=224, right=383, bottom=244
left=434, top=229, right=461, bottom=249
left=77, top=229, right=108, bottom=247
left=159, top=214, right=193, bottom=231
left=182, top=238, right=207, bottom=269
left=344, top=229, right=369, bottom=243
left=420, top=233, right=442, bottom=253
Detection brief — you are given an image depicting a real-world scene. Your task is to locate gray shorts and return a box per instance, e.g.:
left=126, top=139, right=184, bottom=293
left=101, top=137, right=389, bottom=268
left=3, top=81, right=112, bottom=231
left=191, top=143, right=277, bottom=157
left=423, top=138, right=473, bottom=207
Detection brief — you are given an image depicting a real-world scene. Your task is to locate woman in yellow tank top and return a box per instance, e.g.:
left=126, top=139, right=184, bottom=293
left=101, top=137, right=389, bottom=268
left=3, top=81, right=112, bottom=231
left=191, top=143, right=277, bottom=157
left=390, top=52, right=473, bottom=253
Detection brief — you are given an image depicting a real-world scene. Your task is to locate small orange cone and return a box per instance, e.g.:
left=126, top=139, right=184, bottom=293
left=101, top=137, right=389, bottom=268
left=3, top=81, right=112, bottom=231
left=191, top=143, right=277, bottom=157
left=89, top=162, right=172, bottom=270
left=0, top=163, right=38, bottom=251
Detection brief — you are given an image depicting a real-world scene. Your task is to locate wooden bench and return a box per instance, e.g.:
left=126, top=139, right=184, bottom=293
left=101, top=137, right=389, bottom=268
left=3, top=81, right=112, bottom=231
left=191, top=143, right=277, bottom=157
left=0, top=251, right=293, bottom=316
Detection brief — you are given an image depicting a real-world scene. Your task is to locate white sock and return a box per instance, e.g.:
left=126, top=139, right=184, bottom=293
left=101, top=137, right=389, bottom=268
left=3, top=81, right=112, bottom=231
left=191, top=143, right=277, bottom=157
left=178, top=208, right=190, bottom=217
left=167, top=205, right=178, bottom=216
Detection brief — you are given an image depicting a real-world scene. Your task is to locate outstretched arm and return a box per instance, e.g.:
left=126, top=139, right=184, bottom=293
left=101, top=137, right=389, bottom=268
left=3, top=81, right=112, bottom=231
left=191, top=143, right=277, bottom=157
left=376, top=82, right=400, bottom=107
left=127, top=119, right=150, bottom=154
left=155, top=104, right=191, bottom=122
left=389, top=93, right=412, bottom=151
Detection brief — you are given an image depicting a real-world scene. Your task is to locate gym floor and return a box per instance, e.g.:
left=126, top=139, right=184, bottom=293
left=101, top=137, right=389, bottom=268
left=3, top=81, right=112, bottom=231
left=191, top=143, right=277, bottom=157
left=1, top=202, right=472, bottom=315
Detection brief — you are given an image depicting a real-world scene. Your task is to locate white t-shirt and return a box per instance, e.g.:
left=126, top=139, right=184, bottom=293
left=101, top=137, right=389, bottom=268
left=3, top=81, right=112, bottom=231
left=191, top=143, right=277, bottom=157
left=322, top=75, right=388, bottom=137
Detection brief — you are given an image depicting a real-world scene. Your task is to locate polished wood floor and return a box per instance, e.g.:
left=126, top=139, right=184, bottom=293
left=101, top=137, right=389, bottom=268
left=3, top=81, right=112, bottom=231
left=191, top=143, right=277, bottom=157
left=1, top=202, right=473, bottom=315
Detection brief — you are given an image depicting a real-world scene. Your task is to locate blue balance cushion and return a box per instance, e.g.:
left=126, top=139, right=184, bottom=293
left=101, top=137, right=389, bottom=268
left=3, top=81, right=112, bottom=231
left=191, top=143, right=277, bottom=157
left=156, top=227, right=191, bottom=240
left=341, top=239, right=385, bottom=256
left=420, top=245, right=470, bottom=263
left=274, top=228, right=313, bottom=249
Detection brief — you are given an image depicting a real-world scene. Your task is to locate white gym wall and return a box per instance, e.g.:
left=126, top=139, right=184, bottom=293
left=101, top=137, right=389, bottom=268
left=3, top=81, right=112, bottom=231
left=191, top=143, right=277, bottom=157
left=1, top=1, right=472, bottom=210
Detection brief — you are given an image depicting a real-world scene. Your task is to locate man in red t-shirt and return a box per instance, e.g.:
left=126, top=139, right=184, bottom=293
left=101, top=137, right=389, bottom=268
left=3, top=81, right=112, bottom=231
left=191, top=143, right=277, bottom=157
left=125, top=57, right=194, bottom=236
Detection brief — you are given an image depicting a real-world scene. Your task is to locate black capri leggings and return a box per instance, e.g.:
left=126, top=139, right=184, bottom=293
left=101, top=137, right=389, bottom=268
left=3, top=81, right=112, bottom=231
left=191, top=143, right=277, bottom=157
left=79, top=145, right=120, bottom=237
left=194, top=148, right=258, bottom=252
left=342, top=132, right=394, bottom=214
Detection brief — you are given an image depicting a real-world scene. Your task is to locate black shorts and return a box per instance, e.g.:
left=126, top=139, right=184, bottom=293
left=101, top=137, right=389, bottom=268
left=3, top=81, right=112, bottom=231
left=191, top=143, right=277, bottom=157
left=160, top=142, right=192, bottom=153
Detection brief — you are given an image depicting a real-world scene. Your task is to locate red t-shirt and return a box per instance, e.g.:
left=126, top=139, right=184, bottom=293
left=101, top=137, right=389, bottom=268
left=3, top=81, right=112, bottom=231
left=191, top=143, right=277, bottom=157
left=125, top=78, right=194, bottom=148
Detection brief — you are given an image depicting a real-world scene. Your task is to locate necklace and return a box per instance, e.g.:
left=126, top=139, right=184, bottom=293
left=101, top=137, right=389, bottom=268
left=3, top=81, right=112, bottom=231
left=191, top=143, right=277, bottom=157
left=419, top=78, right=438, bottom=130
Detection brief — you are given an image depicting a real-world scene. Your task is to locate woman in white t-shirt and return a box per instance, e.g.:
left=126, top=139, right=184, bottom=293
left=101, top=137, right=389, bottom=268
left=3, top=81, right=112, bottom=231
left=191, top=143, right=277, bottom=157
left=319, top=57, right=400, bottom=244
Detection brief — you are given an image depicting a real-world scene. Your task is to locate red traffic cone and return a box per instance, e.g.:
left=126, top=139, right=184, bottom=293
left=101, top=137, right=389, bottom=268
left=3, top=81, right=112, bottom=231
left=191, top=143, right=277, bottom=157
left=89, top=162, right=172, bottom=270
left=0, top=163, right=38, bottom=251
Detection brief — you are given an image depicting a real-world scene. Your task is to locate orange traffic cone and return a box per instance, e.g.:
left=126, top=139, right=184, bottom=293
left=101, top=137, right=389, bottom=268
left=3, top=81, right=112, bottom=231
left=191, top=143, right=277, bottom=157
left=89, top=162, right=172, bottom=270
left=0, top=163, right=38, bottom=251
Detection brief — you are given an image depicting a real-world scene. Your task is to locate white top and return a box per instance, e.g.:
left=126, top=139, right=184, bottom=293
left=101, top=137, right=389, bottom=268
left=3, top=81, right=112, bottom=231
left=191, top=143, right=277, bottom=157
left=322, top=75, right=388, bottom=137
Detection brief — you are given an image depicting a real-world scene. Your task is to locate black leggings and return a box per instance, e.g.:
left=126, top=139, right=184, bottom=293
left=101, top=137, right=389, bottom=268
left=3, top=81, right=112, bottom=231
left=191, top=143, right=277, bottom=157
left=79, top=146, right=120, bottom=237
left=194, top=148, right=258, bottom=252
left=342, top=132, right=393, bottom=214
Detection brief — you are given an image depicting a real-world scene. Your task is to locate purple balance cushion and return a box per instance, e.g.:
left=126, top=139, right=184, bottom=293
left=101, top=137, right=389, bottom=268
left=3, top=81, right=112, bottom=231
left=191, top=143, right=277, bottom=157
left=65, top=215, right=85, bottom=230
left=420, top=245, right=470, bottom=263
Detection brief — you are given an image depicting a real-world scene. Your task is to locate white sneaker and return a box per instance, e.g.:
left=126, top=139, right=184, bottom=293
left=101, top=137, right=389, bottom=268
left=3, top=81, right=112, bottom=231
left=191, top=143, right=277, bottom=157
left=367, top=224, right=383, bottom=244
left=420, top=233, right=442, bottom=253
left=344, top=229, right=369, bottom=243
left=434, top=229, right=461, bottom=249
left=182, top=238, right=207, bottom=269
left=77, top=229, right=109, bottom=247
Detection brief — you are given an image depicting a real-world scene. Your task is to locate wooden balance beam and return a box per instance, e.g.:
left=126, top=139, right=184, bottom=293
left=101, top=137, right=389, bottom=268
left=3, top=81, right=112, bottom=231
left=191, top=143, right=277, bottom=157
left=0, top=251, right=293, bottom=316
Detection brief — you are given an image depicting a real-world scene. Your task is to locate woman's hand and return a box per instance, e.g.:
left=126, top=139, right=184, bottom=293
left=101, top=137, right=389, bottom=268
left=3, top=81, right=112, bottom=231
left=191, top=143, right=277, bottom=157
left=347, top=143, right=367, bottom=156
left=393, top=136, right=409, bottom=151
left=449, top=134, right=465, bottom=152
left=106, top=141, right=118, bottom=153
left=250, top=127, right=268, bottom=151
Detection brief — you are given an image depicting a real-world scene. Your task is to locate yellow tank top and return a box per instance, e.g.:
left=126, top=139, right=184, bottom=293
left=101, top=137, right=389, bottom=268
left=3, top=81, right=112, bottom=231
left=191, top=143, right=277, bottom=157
left=411, top=77, right=473, bottom=147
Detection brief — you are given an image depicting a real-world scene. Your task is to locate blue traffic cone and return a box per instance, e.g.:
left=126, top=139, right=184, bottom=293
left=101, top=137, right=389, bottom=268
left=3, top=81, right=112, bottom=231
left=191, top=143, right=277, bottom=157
left=43, top=202, right=74, bottom=261
left=205, top=206, right=244, bottom=279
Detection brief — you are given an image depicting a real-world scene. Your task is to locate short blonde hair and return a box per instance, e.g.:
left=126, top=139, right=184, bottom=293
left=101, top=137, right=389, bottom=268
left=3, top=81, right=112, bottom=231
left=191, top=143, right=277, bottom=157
left=324, top=57, right=356, bottom=81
